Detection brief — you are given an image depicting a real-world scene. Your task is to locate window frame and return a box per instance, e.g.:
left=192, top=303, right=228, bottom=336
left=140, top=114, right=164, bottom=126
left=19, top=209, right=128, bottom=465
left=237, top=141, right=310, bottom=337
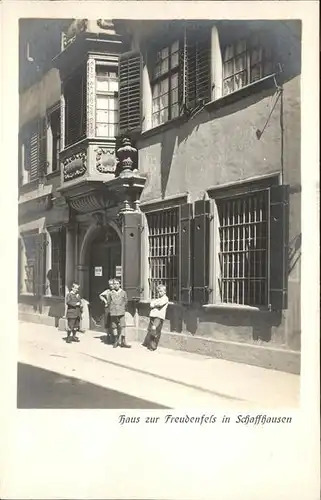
left=45, top=226, right=66, bottom=299
left=150, top=39, right=180, bottom=128
left=95, top=63, right=119, bottom=139
left=19, top=230, right=39, bottom=295
left=145, top=204, right=180, bottom=302
left=208, top=176, right=280, bottom=310
left=222, top=33, right=274, bottom=97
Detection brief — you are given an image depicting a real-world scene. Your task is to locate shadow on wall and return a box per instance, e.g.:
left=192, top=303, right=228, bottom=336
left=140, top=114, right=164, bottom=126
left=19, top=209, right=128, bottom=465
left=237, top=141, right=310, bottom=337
left=155, top=85, right=280, bottom=195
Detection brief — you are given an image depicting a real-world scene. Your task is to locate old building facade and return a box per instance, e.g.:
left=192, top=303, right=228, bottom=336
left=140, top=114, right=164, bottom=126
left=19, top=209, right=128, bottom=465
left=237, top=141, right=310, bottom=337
left=18, top=19, right=301, bottom=373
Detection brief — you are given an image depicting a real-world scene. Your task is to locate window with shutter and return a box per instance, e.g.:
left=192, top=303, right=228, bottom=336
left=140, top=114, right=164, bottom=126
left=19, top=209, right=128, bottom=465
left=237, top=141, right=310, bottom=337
left=147, top=25, right=212, bottom=127
left=186, top=25, right=212, bottom=110
left=118, top=51, right=142, bottom=134
left=209, top=182, right=289, bottom=310
left=64, top=68, right=86, bottom=146
left=24, top=124, right=39, bottom=183
left=21, top=118, right=47, bottom=184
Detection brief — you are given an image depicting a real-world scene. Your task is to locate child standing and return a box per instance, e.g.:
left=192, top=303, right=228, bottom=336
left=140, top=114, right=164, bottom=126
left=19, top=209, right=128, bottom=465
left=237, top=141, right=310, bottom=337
left=108, top=279, right=131, bottom=348
left=65, top=283, right=83, bottom=343
left=143, top=285, right=169, bottom=351
left=99, top=278, right=115, bottom=344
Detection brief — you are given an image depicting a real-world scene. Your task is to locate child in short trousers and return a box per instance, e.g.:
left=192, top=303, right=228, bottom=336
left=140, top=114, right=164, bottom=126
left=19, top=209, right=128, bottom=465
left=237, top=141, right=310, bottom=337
left=99, top=278, right=115, bottom=344
left=65, top=283, right=83, bottom=343
left=143, top=284, right=169, bottom=351
left=108, top=279, right=131, bottom=348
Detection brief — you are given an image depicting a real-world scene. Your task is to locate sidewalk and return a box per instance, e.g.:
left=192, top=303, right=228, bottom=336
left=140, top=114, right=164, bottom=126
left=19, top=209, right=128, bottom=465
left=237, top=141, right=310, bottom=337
left=18, top=321, right=300, bottom=409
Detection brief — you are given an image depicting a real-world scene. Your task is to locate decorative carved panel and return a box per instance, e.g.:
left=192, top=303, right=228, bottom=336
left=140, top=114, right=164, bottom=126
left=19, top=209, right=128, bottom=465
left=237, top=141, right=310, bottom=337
left=63, top=151, right=87, bottom=181
left=87, top=57, right=96, bottom=137
left=95, top=147, right=118, bottom=174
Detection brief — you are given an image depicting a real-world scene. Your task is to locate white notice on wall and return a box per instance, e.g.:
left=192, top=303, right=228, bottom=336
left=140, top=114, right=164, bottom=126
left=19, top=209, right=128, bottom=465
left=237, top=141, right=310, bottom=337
left=94, top=266, right=103, bottom=277
left=115, top=266, right=122, bottom=277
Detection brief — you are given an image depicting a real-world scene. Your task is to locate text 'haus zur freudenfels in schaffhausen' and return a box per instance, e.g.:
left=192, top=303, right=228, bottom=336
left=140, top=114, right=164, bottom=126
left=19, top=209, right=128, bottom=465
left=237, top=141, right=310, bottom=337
left=18, top=19, right=301, bottom=373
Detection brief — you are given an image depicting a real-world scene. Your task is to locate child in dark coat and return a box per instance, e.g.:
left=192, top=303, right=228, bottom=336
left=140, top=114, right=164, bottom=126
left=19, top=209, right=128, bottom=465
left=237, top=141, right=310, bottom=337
left=65, top=283, right=83, bottom=343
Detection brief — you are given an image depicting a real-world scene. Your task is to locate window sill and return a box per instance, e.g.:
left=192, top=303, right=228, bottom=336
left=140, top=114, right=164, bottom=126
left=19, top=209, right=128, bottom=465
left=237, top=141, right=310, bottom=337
left=46, top=170, right=60, bottom=180
left=44, top=295, right=65, bottom=301
left=19, top=179, right=39, bottom=192
left=140, top=115, right=187, bottom=140
left=202, top=303, right=270, bottom=312
left=205, top=73, right=277, bottom=113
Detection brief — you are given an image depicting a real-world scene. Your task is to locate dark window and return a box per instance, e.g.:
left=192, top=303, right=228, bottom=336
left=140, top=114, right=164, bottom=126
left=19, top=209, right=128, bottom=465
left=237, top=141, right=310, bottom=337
left=49, top=108, right=61, bottom=172
left=146, top=208, right=179, bottom=301
left=21, top=233, right=37, bottom=294
left=64, top=69, right=86, bottom=146
left=223, top=34, right=274, bottom=95
left=47, top=228, right=66, bottom=297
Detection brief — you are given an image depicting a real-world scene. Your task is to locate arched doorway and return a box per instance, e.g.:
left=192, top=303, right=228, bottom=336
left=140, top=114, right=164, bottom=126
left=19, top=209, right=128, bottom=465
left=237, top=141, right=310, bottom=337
left=88, top=224, right=121, bottom=328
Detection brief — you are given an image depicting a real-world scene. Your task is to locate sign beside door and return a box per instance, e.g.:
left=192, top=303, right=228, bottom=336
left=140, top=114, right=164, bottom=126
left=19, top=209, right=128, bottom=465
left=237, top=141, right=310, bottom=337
left=94, top=266, right=103, bottom=277
left=115, top=265, right=122, bottom=277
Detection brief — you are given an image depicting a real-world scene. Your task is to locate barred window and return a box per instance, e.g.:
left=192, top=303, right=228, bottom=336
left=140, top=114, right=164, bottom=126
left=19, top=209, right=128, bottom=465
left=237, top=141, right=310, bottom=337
left=46, top=228, right=66, bottom=297
left=223, top=34, right=273, bottom=96
left=146, top=208, right=179, bottom=301
left=151, top=41, right=180, bottom=127
left=96, top=67, right=119, bottom=138
left=217, top=190, right=269, bottom=307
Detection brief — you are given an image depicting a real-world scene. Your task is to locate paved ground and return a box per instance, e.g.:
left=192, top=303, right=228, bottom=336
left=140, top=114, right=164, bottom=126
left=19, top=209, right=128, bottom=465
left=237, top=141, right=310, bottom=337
left=18, top=321, right=300, bottom=409
left=17, top=363, right=168, bottom=409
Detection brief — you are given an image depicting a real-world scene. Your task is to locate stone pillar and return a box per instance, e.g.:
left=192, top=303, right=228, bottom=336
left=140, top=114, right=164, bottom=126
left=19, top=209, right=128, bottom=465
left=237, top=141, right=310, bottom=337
left=86, top=56, right=96, bottom=138
left=211, top=25, right=223, bottom=100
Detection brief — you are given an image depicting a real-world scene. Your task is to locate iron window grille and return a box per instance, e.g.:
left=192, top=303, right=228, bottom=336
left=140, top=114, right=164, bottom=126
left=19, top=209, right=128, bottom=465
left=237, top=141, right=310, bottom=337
left=223, top=34, right=274, bottom=96
left=96, top=66, right=119, bottom=138
left=146, top=207, right=179, bottom=301
left=217, top=189, right=269, bottom=307
left=151, top=41, right=180, bottom=127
